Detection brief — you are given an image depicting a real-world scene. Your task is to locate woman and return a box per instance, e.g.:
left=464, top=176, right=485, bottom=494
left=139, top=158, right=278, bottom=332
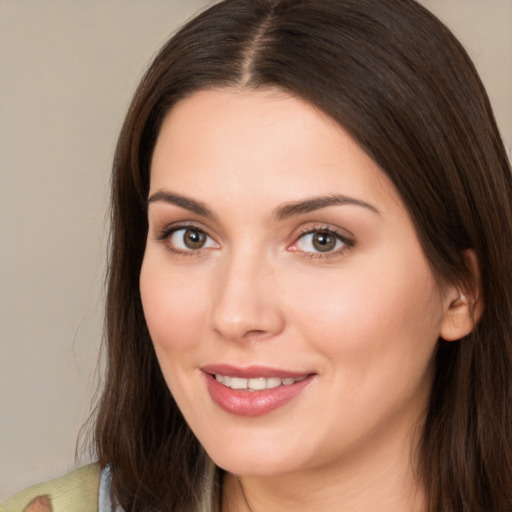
left=3, top=0, right=511, bottom=511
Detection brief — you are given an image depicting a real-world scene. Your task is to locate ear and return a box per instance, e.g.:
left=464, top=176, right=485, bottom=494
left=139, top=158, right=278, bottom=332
left=439, top=250, right=484, bottom=341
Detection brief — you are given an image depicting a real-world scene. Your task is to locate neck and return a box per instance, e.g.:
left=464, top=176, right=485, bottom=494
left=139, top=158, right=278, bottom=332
left=221, top=420, right=426, bottom=512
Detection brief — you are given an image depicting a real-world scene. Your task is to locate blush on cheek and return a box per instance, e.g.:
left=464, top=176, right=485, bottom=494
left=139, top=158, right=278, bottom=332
left=295, top=263, right=439, bottom=368
left=141, top=278, right=208, bottom=357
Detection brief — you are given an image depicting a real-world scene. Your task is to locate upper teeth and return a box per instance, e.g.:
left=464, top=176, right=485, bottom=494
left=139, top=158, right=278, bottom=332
left=215, top=374, right=307, bottom=391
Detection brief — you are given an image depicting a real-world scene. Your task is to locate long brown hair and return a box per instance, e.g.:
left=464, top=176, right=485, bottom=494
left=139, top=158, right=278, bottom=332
left=95, top=1, right=512, bottom=510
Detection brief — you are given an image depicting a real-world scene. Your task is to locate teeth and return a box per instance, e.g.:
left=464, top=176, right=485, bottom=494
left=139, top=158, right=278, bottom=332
left=230, top=377, right=248, bottom=389
left=248, top=377, right=266, bottom=390
left=214, top=374, right=307, bottom=391
left=266, top=377, right=282, bottom=389
left=215, top=374, right=231, bottom=386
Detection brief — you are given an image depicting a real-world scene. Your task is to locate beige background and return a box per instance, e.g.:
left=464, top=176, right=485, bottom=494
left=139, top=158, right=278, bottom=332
left=1, top=0, right=511, bottom=500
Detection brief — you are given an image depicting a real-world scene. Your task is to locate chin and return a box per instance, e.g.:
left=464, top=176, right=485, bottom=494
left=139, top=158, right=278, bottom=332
left=202, top=435, right=312, bottom=477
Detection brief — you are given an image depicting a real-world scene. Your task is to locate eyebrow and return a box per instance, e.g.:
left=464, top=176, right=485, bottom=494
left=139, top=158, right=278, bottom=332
left=147, top=190, right=215, bottom=218
left=272, top=194, right=380, bottom=220
left=147, top=190, right=380, bottom=219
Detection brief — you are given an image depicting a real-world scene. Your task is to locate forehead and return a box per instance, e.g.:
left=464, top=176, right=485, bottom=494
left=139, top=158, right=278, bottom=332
left=150, top=87, right=396, bottom=213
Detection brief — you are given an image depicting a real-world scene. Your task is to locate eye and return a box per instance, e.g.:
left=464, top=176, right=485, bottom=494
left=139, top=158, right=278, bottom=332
left=165, top=227, right=217, bottom=252
left=292, top=228, right=352, bottom=255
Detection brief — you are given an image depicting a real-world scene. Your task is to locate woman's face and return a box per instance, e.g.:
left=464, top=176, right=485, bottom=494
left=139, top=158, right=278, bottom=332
left=140, top=88, right=456, bottom=477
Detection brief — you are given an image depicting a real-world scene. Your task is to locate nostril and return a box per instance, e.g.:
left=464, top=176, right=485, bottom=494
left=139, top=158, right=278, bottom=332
left=242, top=329, right=269, bottom=339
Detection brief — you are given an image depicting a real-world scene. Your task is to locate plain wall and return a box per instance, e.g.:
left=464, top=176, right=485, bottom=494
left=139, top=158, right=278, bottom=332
left=1, top=0, right=511, bottom=500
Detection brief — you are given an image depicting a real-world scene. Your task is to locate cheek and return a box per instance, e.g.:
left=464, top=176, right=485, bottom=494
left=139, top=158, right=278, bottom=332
left=285, top=250, right=443, bottom=377
left=139, top=252, right=209, bottom=358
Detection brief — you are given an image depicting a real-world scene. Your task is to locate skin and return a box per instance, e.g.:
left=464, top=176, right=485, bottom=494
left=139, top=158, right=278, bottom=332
left=140, top=88, right=473, bottom=511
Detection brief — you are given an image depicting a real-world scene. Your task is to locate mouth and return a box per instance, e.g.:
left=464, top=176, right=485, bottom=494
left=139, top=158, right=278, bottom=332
left=201, top=365, right=315, bottom=416
left=213, top=374, right=308, bottom=391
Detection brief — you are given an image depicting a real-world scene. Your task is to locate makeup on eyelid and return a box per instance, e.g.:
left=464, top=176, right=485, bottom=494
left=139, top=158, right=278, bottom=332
left=153, top=221, right=355, bottom=258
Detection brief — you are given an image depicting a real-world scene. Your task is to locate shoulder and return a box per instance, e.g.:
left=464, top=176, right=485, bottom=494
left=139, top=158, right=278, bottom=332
left=1, top=463, right=101, bottom=512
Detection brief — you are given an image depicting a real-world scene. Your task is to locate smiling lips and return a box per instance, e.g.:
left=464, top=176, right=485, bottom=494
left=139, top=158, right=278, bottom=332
left=202, top=365, right=314, bottom=416
left=215, top=374, right=308, bottom=391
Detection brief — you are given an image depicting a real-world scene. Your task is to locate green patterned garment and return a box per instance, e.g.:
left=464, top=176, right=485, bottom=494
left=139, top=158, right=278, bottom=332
left=1, top=464, right=100, bottom=512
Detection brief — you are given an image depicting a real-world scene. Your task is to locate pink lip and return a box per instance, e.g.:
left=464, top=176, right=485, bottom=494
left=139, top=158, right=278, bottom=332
left=202, top=364, right=310, bottom=379
left=201, top=364, right=315, bottom=417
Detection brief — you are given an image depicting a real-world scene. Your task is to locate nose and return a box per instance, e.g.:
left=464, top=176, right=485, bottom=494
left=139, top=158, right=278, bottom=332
left=209, top=248, right=285, bottom=342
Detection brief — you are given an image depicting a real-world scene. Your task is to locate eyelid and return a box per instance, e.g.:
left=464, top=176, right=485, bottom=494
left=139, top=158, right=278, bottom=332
left=288, top=224, right=355, bottom=257
left=152, top=220, right=354, bottom=258
left=154, top=220, right=207, bottom=239
left=154, top=221, right=219, bottom=254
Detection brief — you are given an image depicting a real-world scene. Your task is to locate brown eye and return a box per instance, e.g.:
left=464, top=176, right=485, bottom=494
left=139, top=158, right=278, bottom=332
left=294, top=229, right=348, bottom=255
left=167, top=227, right=216, bottom=252
left=184, top=229, right=206, bottom=249
left=312, top=231, right=337, bottom=252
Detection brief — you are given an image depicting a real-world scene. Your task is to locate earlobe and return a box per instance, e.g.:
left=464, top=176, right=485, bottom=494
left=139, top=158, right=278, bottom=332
left=439, top=250, right=484, bottom=342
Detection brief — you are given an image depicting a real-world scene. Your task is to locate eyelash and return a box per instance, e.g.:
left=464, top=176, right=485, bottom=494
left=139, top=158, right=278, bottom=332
left=155, top=223, right=217, bottom=256
left=292, top=225, right=355, bottom=259
left=154, top=223, right=354, bottom=259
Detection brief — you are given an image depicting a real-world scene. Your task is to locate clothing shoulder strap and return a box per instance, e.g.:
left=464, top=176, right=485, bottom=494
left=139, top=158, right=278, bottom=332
left=1, top=463, right=101, bottom=512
